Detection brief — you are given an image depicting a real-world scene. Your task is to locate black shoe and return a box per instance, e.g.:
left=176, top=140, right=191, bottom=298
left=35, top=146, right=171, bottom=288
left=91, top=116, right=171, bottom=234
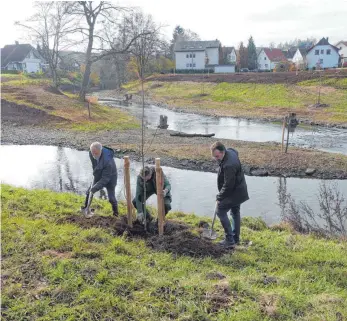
left=218, top=239, right=236, bottom=248
left=112, top=205, right=119, bottom=217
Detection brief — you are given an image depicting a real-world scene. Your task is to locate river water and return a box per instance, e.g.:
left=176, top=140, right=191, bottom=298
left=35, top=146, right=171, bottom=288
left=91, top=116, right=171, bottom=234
left=100, top=100, right=347, bottom=155
left=1, top=145, right=346, bottom=225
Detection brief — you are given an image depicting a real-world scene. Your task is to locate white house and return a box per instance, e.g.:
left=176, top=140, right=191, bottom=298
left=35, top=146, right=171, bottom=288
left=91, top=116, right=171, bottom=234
left=1, top=42, right=45, bottom=73
left=174, top=40, right=220, bottom=70
left=305, top=37, right=340, bottom=69
left=292, top=48, right=308, bottom=68
left=257, top=48, right=287, bottom=71
left=221, top=46, right=236, bottom=64
left=335, top=41, right=347, bottom=66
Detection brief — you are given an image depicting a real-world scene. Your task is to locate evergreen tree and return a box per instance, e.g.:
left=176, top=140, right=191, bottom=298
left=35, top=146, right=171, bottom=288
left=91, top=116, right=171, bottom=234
left=247, top=36, right=257, bottom=70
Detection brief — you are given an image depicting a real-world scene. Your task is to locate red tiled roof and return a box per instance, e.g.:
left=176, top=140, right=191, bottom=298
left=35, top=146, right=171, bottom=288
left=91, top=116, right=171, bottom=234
left=263, top=48, right=287, bottom=62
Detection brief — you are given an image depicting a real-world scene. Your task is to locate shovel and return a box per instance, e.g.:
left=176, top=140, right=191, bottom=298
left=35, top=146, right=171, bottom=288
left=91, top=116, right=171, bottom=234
left=201, top=202, right=218, bottom=240
left=83, top=182, right=95, bottom=218
left=84, top=190, right=95, bottom=218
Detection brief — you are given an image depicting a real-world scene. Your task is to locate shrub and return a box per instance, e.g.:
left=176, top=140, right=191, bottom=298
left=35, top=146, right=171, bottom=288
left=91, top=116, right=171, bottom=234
left=1, top=70, right=21, bottom=74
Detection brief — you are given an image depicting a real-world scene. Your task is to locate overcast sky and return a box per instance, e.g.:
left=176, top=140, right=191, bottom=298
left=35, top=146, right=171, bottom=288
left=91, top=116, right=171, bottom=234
left=1, top=0, right=346, bottom=48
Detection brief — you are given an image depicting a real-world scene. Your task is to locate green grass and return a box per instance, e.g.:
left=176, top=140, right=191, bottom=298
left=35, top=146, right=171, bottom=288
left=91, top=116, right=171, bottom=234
left=124, top=80, right=347, bottom=124
left=2, top=185, right=347, bottom=320
left=298, top=78, right=347, bottom=89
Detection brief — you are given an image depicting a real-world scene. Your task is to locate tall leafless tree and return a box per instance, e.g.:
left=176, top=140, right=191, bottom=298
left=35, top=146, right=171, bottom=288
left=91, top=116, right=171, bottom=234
left=71, top=2, right=152, bottom=101
left=16, top=2, right=78, bottom=87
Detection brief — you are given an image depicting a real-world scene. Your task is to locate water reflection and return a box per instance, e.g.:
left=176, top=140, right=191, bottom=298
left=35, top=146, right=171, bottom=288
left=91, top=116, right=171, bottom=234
left=101, top=100, right=347, bottom=155
left=1, top=145, right=346, bottom=225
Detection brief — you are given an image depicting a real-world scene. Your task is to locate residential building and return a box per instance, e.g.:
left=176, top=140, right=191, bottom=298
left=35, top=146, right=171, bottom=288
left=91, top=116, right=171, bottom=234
left=282, top=47, right=297, bottom=62
left=1, top=42, right=45, bottom=73
left=220, top=46, right=236, bottom=65
left=305, top=37, right=340, bottom=69
left=292, top=48, right=308, bottom=69
left=174, top=40, right=221, bottom=70
left=335, top=41, right=347, bottom=65
left=257, top=48, right=287, bottom=71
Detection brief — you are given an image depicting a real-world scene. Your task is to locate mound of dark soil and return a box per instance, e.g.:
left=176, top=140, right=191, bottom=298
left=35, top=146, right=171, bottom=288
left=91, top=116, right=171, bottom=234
left=148, top=229, right=228, bottom=258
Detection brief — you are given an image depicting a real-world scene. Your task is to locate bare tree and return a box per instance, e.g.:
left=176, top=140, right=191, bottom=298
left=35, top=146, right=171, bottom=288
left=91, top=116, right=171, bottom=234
left=71, top=2, right=152, bottom=101
left=279, top=181, right=347, bottom=238
left=16, top=2, right=78, bottom=87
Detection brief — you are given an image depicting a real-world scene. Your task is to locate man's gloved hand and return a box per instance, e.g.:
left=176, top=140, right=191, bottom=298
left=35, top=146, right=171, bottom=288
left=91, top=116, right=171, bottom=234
left=163, top=189, right=169, bottom=197
left=137, top=212, right=145, bottom=224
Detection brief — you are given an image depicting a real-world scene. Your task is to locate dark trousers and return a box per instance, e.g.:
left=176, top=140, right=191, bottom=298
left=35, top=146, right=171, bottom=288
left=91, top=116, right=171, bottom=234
left=84, top=182, right=118, bottom=213
left=216, top=202, right=241, bottom=244
left=132, top=192, right=172, bottom=217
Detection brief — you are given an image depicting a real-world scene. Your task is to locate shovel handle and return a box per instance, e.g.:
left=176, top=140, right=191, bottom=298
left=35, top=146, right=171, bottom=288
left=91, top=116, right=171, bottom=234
left=210, top=201, right=218, bottom=231
left=86, top=191, right=93, bottom=210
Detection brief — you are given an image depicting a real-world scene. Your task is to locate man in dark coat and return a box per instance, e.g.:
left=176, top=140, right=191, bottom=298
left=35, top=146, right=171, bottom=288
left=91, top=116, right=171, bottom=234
left=83, top=142, right=118, bottom=216
left=132, top=166, right=172, bottom=223
left=211, top=142, right=249, bottom=247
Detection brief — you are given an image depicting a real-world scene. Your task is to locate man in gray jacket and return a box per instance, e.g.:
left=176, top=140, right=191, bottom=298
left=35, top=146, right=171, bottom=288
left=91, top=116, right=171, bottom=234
left=211, top=142, right=249, bottom=247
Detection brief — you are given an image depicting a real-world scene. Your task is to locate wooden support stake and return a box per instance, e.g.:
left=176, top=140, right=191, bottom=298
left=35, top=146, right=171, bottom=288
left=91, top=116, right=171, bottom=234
left=155, top=158, right=165, bottom=236
left=124, top=156, right=133, bottom=227
left=281, top=117, right=286, bottom=153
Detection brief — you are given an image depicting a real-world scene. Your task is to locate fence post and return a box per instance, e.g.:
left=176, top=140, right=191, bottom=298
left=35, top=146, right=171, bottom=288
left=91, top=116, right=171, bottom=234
left=155, top=158, right=165, bottom=236
left=124, top=156, right=133, bottom=227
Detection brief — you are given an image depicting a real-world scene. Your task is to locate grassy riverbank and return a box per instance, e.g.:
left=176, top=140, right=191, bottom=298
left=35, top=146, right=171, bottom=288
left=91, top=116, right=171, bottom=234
left=1, top=74, right=139, bottom=131
left=2, top=185, right=347, bottom=320
left=122, top=78, right=347, bottom=125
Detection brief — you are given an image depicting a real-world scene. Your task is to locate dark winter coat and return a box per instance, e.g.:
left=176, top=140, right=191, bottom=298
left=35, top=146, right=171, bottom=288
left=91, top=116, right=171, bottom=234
left=90, top=147, right=117, bottom=193
left=135, top=167, right=171, bottom=212
left=217, top=148, right=249, bottom=206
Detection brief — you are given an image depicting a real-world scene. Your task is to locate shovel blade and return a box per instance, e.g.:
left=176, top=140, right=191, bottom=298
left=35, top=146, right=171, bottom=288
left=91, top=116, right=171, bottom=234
left=84, top=208, right=95, bottom=218
left=201, top=229, right=218, bottom=240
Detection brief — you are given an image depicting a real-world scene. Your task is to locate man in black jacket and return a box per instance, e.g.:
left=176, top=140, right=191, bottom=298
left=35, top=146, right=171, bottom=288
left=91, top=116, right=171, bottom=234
left=211, top=142, right=249, bottom=247
left=82, top=142, right=118, bottom=216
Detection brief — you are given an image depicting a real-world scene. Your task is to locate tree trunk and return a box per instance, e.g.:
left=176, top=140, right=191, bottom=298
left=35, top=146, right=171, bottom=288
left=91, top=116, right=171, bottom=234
left=79, top=26, right=94, bottom=101
left=79, top=60, right=92, bottom=101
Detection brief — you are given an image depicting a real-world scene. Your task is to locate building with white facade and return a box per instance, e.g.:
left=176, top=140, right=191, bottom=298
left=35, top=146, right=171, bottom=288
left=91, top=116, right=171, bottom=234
left=257, top=48, right=287, bottom=71
left=1, top=42, right=45, bottom=73
left=174, top=40, right=220, bottom=70
left=292, top=48, right=308, bottom=69
left=305, top=38, right=340, bottom=69
left=335, top=41, right=347, bottom=66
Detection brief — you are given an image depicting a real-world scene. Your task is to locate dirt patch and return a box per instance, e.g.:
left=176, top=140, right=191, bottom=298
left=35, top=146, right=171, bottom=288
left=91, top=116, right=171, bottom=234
left=1, top=99, right=66, bottom=125
left=60, top=215, right=146, bottom=236
left=148, top=229, right=228, bottom=258
left=60, top=215, right=227, bottom=258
